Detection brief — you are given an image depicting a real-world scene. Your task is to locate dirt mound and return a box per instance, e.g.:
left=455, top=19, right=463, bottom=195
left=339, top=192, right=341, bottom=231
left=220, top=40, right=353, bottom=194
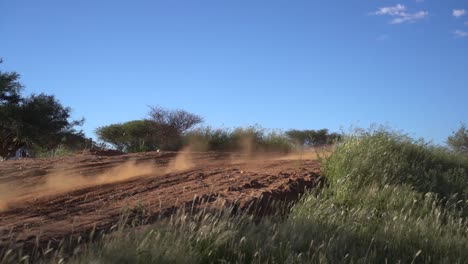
left=0, top=151, right=321, bottom=252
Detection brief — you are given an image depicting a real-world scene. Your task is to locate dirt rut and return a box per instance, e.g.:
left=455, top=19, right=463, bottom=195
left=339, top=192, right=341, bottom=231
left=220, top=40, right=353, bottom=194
left=0, top=151, right=321, bottom=249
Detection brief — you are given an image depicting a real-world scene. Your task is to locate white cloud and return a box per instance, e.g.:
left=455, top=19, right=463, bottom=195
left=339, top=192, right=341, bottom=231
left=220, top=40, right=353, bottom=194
left=465, top=21, right=468, bottom=26
left=375, top=4, right=406, bottom=16
left=454, top=30, right=468, bottom=37
left=373, top=4, right=428, bottom=24
left=453, top=9, right=466, bottom=18
left=391, top=11, right=429, bottom=24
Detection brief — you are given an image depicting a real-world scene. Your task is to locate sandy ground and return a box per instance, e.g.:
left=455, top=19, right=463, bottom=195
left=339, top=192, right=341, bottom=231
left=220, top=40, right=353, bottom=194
left=0, top=151, right=321, bottom=250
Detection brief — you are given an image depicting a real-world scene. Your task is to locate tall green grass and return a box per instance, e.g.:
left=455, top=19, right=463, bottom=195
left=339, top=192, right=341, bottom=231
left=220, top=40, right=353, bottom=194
left=4, top=129, right=468, bottom=263
left=33, top=144, right=76, bottom=157
left=291, top=129, right=468, bottom=263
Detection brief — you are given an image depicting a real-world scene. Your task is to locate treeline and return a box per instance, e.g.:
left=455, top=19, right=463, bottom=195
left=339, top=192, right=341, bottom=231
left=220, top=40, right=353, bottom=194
left=0, top=60, right=86, bottom=158
left=0, top=60, right=341, bottom=158
left=185, top=127, right=341, bottom=153
left=3, top=60, right=467, bottom=157
left=96, top=108, right=342, bottom=153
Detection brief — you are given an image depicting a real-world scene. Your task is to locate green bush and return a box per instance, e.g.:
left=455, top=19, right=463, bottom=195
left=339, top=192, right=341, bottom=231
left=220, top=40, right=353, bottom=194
left=260, top=130, right=295, bottom=153
left=290, top=128, right=468, bottom=263
left=183, top=127, right=232, bottom=151
left=323, top=128, right=468, bottom=203
left=184, top=126, right=295, bottom=153
left=33, top=144, right=75, bottom=157
left=448, top=123, right=468, bottom=154
left=286, top=129, right=342, bottom=146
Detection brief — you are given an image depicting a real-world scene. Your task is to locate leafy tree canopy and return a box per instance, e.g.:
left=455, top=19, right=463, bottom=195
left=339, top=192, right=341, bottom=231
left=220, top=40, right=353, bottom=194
left=286, top=129, right=341, bottom=146
left=0, top=60, right=84, bottom=158
left=95, top=120, right=180, bottom=152
left=148, top=106, right=203, bottom=133
left=97, top=106, right=203, bottom=153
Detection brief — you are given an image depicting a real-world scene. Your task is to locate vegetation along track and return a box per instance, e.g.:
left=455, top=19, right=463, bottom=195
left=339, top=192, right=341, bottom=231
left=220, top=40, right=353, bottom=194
left=0, top=151, right=321, bottom=251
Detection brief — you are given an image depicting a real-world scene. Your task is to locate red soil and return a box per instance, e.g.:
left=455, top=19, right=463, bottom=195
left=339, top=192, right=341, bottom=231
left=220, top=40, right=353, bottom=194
left=0, top=151, right=321, bottom=250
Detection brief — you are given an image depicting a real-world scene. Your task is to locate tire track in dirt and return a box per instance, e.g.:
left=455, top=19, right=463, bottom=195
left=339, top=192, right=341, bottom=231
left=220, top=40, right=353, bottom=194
left=0, top=151, right=321, bottom=251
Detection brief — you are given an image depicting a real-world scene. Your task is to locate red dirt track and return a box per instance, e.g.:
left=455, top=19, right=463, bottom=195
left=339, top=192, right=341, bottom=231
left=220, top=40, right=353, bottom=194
left=0, top=151, right=321, bottom=249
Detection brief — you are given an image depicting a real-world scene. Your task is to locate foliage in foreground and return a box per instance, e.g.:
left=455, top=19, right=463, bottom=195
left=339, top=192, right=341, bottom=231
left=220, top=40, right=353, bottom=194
left=50, top=129, right=468, bottom=264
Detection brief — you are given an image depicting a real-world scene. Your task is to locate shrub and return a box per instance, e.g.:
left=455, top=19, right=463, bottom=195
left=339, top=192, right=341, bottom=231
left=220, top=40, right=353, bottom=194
left=183, top=127, right=231, bottom=151
left=291, top=128, right=468, bottom=263
left=323, top=128, right=468, bottom=202
left=184, top=126, right=295, bottom=153
left=286, top=129, right=342, bottom=147
left=448, top=123, right=468, bottom=154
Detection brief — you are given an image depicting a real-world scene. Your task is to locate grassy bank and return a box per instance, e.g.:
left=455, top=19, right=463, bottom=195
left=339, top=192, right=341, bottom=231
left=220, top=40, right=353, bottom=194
left=3, top=129, right=468, bottom=263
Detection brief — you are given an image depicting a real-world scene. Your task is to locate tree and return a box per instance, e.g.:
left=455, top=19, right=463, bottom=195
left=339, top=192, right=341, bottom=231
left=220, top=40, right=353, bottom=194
left=60, top=131, right=90, bottom=151
left=0, top=72, right=22, bottom=105
left=448, top=123, right=468, bottom=154
left=96, top=120, right=180, bottom=152
left=0, top=61, right=84, bottom=158
left=285, top=129, right=312, bottom=145
left=0, top=61, right=24, bottom=157
left=327, top=132, right=342, bottom=144
left=314, top=129, right=330, bottom=145
left=95, top=123, right=127, bottom=151
left=96, top=106, right=203, bottom=153
left=148, top=106, right=203, bottom=133
left=19, top=94, right=84, bottom=150
left=286, top=129, right=341, bottom=147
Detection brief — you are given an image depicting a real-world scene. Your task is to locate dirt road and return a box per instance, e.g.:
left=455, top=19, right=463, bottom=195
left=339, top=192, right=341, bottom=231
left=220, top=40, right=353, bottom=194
left=0, top=151, right=321, bottom=249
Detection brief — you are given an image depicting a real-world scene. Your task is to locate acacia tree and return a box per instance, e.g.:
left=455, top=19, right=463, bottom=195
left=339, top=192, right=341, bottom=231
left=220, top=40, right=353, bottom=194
left=96, top=120, right=181, bottom=152
left=148, top=106, right=203, bottom=133
left=285, top=129, right=341, bottom=146
left=96, top=107, right=203, bottom=153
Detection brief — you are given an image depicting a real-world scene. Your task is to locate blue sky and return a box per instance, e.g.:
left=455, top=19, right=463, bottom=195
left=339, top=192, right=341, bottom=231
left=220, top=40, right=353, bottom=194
left=1, top=0, right=467, bottom=144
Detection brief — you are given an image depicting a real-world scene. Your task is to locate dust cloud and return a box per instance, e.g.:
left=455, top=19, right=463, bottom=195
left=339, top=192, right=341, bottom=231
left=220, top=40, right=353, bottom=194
left=166, top=147, right=194, bottom=173
left=0, top=160, right=161, bottom=211
left=0, top=151, right=201, bottom=212
left=43, top=160, right=158, bottom=191
left=0, top=146, right=322, bottom=212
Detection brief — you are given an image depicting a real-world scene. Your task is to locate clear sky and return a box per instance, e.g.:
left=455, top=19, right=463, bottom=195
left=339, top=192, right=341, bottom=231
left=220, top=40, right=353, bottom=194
left=1, top=0, right=467, bottom=144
